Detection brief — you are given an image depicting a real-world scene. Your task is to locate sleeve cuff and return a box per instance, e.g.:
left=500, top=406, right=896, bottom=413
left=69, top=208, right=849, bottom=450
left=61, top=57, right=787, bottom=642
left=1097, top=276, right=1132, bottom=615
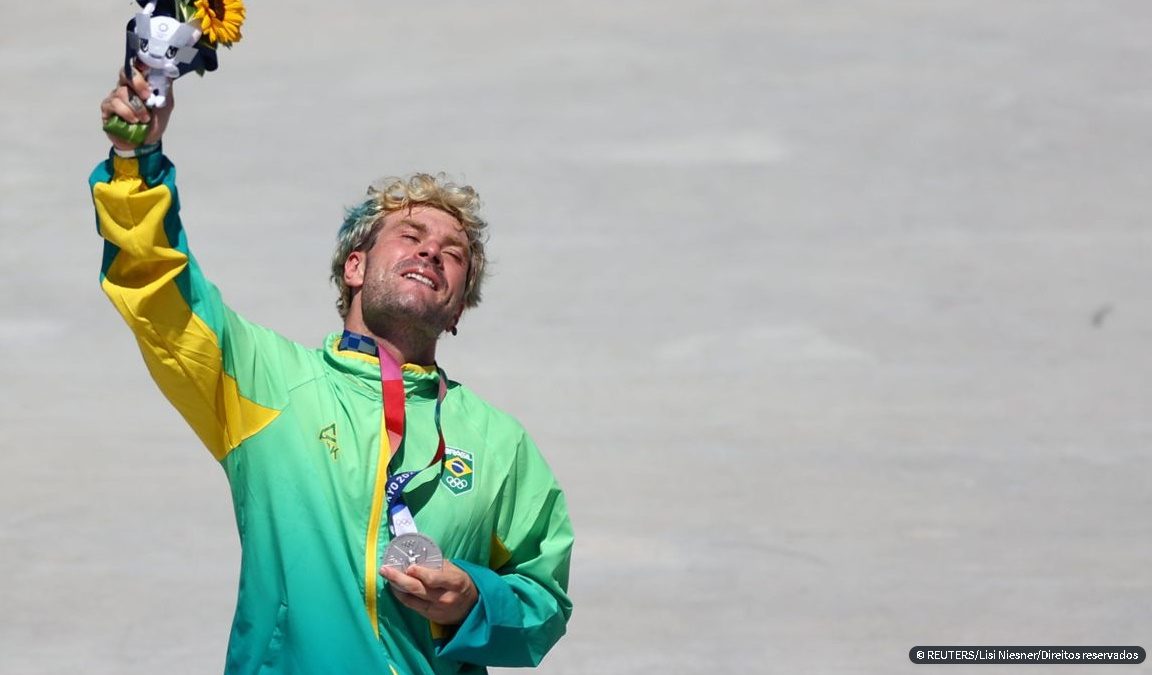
left=111, top=142, right=162, bottom=159
left=435, top=559, right=525, bottom=662
left=106, top=143, right=170, bottom=186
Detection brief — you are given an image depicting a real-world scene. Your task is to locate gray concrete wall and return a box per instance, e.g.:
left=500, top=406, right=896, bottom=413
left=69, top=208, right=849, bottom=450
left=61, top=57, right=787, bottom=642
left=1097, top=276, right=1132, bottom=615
left=2, top=1, right=1150, bottom=673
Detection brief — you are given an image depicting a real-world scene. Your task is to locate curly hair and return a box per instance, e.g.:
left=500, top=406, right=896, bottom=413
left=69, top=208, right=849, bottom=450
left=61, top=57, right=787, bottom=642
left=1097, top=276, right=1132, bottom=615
left=330, top=173, right=489, bottom=319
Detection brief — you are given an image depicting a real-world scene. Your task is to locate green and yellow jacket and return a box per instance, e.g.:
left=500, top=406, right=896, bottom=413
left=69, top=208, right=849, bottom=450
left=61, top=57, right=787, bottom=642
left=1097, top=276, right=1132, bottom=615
left=89, top=147, right=573, bottom=674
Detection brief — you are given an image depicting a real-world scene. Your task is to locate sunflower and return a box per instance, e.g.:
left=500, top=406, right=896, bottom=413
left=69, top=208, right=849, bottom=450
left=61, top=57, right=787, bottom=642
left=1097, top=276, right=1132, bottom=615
left=192, top=0, right=246, bottom=47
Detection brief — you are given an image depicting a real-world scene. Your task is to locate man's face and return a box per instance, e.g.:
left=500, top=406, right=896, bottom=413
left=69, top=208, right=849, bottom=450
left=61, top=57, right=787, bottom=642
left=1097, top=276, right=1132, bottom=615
left=348, top=205, right=470, bottom=338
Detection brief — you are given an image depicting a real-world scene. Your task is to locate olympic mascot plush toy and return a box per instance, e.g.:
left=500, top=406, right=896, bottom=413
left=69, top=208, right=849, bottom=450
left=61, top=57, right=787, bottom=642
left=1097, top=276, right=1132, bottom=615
left=104, top=0, right=244, bottom=143
left=131, top=2, right=204, bottom=108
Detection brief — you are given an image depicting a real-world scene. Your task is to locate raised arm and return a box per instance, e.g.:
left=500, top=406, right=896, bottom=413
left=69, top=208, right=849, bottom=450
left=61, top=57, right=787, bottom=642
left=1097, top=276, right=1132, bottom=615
left=91, top=66, right=286, bottom=462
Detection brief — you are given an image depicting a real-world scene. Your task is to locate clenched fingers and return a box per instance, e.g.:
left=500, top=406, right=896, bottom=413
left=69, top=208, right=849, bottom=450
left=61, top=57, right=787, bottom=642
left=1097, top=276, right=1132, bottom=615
left=101, top=88, right=149, bottom=125
left=381, top=562, right=477, bottom=625
left=101, top=62, right=162, bottom=126
left=391, top=587, right=434, bottom=614
left=379, top=562, right=478, bottom=625
left=406, top=563, right=471, bottom=594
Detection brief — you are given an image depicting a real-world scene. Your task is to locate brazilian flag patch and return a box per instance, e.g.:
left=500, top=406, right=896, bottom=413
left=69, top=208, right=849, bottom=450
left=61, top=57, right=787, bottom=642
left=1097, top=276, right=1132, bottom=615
left=442, top=447, right=474, bottom=495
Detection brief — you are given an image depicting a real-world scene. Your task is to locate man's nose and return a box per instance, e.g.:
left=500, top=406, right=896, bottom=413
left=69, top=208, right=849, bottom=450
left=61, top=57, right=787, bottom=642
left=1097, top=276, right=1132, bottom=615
left=416, top=244, right=442, bottom=266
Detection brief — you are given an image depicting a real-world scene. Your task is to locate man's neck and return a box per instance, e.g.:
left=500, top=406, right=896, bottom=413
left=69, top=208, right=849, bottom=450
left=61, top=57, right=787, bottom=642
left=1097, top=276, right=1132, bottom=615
left=344, top=317, right=438, bottom=366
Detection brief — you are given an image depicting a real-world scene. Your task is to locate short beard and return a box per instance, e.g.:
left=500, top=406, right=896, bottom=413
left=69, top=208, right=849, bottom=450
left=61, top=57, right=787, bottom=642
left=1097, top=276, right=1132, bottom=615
left=360, top=277, right=456, bottom=344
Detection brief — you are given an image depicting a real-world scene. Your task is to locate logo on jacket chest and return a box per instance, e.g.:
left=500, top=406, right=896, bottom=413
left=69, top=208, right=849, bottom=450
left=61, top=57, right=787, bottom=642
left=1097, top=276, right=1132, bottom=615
left=441, top=446, right=474, bottom=495
left=319, top=423, right=339, bottom=460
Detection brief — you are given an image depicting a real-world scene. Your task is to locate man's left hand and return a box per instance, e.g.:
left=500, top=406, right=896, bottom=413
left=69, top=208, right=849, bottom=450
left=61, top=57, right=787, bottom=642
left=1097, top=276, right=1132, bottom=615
left=380, top=561, right=478, bottom=625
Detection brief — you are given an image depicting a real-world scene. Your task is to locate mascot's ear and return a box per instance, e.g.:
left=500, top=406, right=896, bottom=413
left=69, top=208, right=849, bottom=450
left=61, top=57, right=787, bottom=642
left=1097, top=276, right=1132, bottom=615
left=141, top=0, right=179, bottom=15
left=133, top=13, right=151, bottom=41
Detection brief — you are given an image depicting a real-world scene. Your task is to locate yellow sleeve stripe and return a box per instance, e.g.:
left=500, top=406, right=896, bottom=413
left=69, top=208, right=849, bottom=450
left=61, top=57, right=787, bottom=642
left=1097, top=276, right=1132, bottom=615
left=95, top=172, right=279, bottom=462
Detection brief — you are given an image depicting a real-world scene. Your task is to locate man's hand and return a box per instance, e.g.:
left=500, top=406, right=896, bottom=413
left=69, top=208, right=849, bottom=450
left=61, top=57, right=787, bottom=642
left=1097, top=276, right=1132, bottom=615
left=100, top=63, right=173, bottom=151
left=380, top=561, right=478, bottom=626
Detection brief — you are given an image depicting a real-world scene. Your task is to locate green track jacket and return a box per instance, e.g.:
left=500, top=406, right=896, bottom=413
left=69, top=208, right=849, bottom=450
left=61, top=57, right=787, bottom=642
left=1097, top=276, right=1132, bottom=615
left=89, top=147, right=573, bottom=674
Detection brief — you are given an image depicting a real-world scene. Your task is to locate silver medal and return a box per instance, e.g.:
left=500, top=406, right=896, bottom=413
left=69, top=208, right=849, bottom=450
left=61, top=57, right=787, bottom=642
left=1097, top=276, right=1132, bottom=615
left=382, top=532, right=444, bottom=571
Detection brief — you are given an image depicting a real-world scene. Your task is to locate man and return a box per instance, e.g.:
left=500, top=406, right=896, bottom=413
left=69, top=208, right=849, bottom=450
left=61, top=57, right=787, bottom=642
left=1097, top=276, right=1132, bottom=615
left=92, top=67, right=573, bottom=674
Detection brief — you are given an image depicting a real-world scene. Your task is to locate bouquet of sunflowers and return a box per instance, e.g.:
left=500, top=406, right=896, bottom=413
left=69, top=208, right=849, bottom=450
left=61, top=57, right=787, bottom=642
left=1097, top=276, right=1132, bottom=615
left=180, top=0, right=246, bottom=47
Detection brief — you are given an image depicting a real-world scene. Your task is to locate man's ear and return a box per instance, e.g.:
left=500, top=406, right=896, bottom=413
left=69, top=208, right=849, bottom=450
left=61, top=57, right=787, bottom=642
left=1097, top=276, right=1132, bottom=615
left=344, top=251, right=366, bottom=289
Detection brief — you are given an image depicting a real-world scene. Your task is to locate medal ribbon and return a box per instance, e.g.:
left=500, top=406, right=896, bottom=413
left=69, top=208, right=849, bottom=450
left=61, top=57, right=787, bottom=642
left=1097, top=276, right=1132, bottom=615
left=378, top=347, right=448, bottom=536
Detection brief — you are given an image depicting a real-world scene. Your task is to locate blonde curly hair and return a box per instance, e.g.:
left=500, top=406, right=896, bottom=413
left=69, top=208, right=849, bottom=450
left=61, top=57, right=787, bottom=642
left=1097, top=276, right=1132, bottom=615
left=330, top=173, right=489, bottom=318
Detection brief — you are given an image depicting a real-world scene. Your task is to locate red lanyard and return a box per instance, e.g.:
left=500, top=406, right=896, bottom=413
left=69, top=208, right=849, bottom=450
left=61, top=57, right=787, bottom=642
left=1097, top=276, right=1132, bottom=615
left=379, top=348, right=448, bottom=515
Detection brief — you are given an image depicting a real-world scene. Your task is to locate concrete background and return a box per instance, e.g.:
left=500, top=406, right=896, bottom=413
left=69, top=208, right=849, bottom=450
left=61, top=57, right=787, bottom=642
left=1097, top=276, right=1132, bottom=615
left=2, top=0, right=1150, bottom=673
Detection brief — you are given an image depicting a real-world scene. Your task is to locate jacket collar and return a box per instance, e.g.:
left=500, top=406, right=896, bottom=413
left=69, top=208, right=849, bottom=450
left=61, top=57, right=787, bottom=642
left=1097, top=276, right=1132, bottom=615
left=323, top=331, right=441, bottom=400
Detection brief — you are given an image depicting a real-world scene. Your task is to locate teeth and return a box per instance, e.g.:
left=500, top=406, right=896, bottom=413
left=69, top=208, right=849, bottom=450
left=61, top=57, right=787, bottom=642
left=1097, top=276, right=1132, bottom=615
left=403, top=273, right=435, bottom=288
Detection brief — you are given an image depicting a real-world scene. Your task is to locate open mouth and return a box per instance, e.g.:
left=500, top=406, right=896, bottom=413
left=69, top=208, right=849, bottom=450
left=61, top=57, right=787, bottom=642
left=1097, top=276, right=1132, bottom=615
left=401, top=271, right=438, bottom=290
